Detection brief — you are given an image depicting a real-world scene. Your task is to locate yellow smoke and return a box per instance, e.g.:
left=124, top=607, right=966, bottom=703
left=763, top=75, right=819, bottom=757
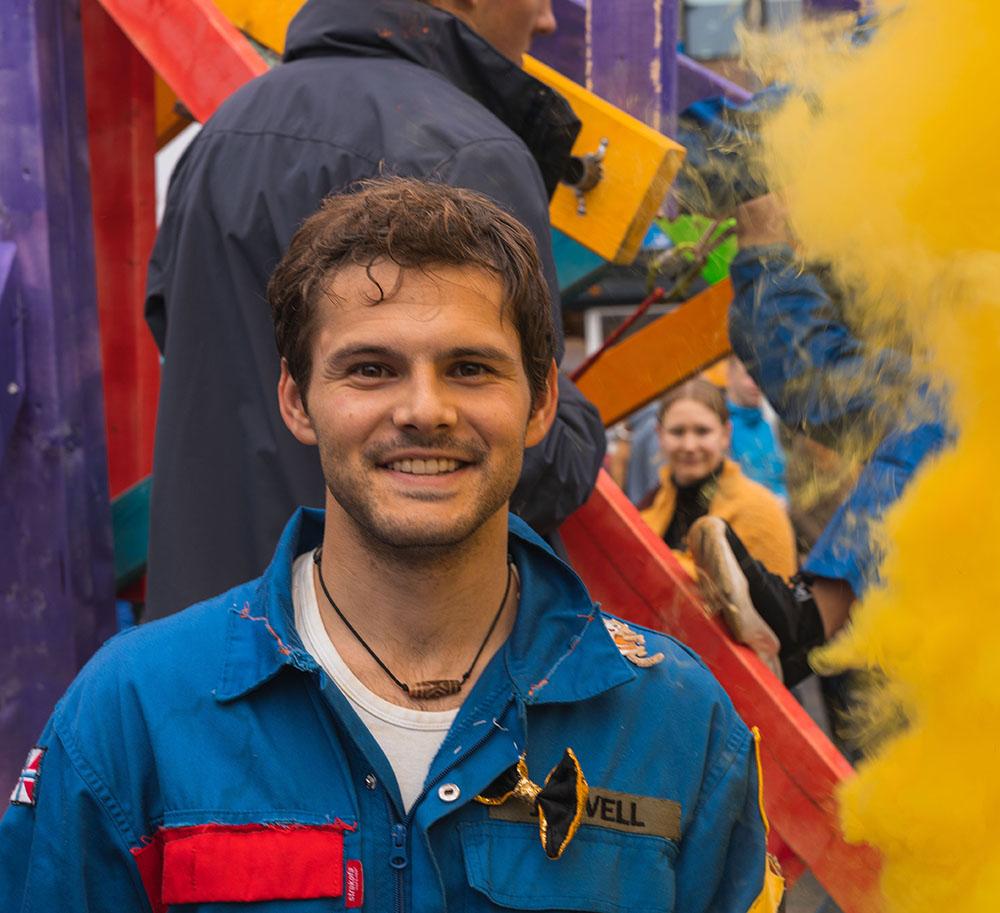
left=744, top=3, right=1000, bottom=911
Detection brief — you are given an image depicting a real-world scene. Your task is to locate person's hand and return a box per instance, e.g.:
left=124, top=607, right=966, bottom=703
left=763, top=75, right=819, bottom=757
left=733, top=193, right=794, bottom=249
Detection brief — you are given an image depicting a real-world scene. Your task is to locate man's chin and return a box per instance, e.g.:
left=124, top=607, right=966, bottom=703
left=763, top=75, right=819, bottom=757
left=364, top=518, right=485, bottom=552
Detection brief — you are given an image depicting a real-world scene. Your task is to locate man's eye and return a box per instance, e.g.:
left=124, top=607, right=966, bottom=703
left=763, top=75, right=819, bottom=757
left=454, top=362, right=490, bottom=378
left=352, top=364, right=390, bottom=380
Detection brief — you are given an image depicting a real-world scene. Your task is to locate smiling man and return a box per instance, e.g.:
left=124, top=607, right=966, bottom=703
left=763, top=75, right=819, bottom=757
left=144, top=0, right=605, bottom=621
left=0, top=180, right=780, bottom=912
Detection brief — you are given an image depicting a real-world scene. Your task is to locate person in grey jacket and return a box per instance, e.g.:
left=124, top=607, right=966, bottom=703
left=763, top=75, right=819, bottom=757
left=144, top=0, right=606, bottom=619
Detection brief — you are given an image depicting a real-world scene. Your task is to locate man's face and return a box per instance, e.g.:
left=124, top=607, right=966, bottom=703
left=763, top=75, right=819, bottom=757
left=456, top=0, right=556, bottom=64
left=280, top=262, right=555, bottom=553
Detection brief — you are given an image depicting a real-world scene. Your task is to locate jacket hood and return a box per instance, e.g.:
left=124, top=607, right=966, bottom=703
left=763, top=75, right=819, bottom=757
left=283, top=0, right=580, bottom=196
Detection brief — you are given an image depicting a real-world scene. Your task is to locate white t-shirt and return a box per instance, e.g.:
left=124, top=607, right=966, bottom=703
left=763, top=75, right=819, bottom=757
left=292, top=553, right=457, bottom=813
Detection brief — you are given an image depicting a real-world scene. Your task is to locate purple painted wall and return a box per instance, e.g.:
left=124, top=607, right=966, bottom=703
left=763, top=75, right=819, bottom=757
left=0, top=0, right=116, bottom=792
left=535, top=0, right=751, bottom=132
left=589, top=0, right=679, bottom=131
left=536, top=0, right=682, bottom=128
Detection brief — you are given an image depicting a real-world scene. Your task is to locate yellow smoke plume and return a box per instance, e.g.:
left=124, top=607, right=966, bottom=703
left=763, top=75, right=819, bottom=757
left=744, top=3, right=1000, bottom=911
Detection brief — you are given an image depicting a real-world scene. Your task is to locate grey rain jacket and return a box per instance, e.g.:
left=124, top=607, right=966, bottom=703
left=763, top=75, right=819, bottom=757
left=144, top=0, right=606, bottom=619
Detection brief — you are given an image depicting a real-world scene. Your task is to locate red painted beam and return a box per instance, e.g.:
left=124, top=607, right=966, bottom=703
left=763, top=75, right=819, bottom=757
left=82, top=0, right=161, bottom=499
left=562, top=473, right=883, bottom=913
left=95, top=0, right=266, bottom=124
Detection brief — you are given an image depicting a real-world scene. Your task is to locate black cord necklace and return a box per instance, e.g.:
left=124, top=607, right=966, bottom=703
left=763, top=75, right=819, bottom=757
left=312, top=548, right=514, bottom=701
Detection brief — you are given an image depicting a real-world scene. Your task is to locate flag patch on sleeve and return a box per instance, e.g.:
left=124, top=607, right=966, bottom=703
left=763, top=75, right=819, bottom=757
left=10, top=746, right=45, bottom=807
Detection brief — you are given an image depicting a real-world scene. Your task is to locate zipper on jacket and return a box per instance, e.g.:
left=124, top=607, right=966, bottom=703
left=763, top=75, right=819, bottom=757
left=390, top=822, right=408, bottom=913
left=387, top=695, right=516, bottom=913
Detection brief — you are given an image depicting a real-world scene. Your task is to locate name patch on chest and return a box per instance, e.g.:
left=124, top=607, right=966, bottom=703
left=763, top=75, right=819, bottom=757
left=489, top=787, right=680, bottom=841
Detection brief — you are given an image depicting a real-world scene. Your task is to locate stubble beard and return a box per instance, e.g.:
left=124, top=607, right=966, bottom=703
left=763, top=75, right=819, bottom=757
left=317, top=436, right=523, bottom=560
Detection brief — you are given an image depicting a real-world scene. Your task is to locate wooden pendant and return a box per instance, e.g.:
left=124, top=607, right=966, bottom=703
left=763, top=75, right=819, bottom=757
left=408, top=679, right=462, bottom=700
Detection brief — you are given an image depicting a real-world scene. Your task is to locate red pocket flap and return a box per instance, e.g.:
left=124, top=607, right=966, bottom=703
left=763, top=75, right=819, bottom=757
left=134, top=823, right=349, bottom=907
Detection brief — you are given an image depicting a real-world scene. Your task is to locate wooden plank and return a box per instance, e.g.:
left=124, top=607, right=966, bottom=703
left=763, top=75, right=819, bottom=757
left=588, top=0, right=678, bottom=132
left=575, top=278, right=733, bottom=426
left=96, top=0, right=266, bottom=124
left=1, top=0, right=117, bottom=788
left=524, top=54, right=685, bottom=264
left=561, top=473, right=883, bottom=913
left=82, top=0, right=161, bottom=498
left=677, top=52, right=752, bottom=110
left=212, top=0, right=302, bottom=53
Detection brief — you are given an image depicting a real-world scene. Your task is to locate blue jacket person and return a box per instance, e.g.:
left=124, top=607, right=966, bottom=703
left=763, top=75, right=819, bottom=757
left=0, top=180, right=780, bottom=912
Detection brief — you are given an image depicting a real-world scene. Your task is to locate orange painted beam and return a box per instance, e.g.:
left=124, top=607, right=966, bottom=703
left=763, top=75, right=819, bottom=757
left=562, top=472, right=883, bottom=913
left=576, top=278, right=733, bottom=426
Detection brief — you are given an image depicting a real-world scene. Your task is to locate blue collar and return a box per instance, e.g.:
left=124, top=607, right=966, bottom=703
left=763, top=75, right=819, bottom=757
left=215, top=508, right=635, bottom=706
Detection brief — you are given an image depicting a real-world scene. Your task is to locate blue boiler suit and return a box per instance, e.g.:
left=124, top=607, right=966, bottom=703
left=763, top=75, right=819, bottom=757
left=0, top=510, right=770, bottom=913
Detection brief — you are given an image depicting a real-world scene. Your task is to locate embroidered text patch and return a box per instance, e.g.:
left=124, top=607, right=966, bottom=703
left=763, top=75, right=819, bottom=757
left=490, top=787, right=681, bottom=840
left=346, top=859, right=364, bottom=908
left=10, top=747, right=45, bottom=807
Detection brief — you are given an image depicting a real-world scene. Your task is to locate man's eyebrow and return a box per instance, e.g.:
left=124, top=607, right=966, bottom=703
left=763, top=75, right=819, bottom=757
left=324, top=344, right=401, bottom=367
left=323, top=344, right=519, bottom=369
left=444, top=346, right=519, bottom=365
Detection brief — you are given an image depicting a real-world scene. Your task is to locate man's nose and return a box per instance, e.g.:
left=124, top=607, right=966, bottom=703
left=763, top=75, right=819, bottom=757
left=534, top=1, right=557, bottom=38
left=391, top=373, right=458, bottom=432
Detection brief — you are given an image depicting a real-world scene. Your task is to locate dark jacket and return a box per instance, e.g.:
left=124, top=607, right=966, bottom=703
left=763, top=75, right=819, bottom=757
left=144, top=0, right=605, bottom=619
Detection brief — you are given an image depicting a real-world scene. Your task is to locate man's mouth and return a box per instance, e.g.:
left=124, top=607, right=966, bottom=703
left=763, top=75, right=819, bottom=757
left=386, top=458, right=465, bottom=475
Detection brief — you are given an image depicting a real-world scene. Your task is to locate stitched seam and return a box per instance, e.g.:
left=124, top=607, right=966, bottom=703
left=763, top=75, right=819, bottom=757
left=524, top=610, right=597, bottom=700
left=48, top=716, right=152, bottom=911
left=430, top=137, right=538, bottom=178
left=688, top=722, right=752, bottom=828
left=199, top=127, right=383, bottom=167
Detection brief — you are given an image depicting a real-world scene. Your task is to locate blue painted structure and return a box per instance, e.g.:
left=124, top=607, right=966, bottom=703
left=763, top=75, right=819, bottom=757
left=0, top=0, right=116, bottom=788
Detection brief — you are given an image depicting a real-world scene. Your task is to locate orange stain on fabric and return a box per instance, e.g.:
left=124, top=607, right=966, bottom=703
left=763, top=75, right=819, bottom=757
left=744, top=3, right=1000, bottom=911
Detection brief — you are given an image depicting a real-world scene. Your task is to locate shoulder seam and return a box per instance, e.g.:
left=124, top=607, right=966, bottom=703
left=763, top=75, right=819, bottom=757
left=46, top=718, right=153, bottom=908
left=688, top=717, right=754, bottom=827
left=430, top=136, right=539, bottom=180
left=197, top=128, right=383, bottom=167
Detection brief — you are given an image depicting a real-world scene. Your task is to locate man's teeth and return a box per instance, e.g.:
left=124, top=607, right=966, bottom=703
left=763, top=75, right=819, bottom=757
left=389, top=458, right=462, bottom=475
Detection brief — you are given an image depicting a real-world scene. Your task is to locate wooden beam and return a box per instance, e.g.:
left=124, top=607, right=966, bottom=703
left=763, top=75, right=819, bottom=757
left=82, top=0, right=161, bottom=498
left=575, top=278, right=733, bottom=425
left=588, top=0, right=679, bottom=132
left=561, top=473, right=884, bottom=913
left=524, top=55, right=685, bottom=264
left=0, top=0, right=116, bottom=787
left=96, top=0, right=266, bottom=124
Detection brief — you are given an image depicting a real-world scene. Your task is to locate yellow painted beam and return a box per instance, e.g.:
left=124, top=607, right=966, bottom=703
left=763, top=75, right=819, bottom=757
left=575, top=279, right=733, bottom=426
left=212, top=0, right=301, bottom=53
left=523, top=56, right=685, bottom=264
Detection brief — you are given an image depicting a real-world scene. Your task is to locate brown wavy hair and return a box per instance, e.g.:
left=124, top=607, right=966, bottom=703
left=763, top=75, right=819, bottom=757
left=268, top=177, right=555, bottom=407
left=657, top=377, right=729, bottom=425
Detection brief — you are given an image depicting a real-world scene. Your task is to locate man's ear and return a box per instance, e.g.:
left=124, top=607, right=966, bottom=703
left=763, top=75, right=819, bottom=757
left=278, top=360, right=317, bottom=446
left=524, top=359, right=560, bottom=448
